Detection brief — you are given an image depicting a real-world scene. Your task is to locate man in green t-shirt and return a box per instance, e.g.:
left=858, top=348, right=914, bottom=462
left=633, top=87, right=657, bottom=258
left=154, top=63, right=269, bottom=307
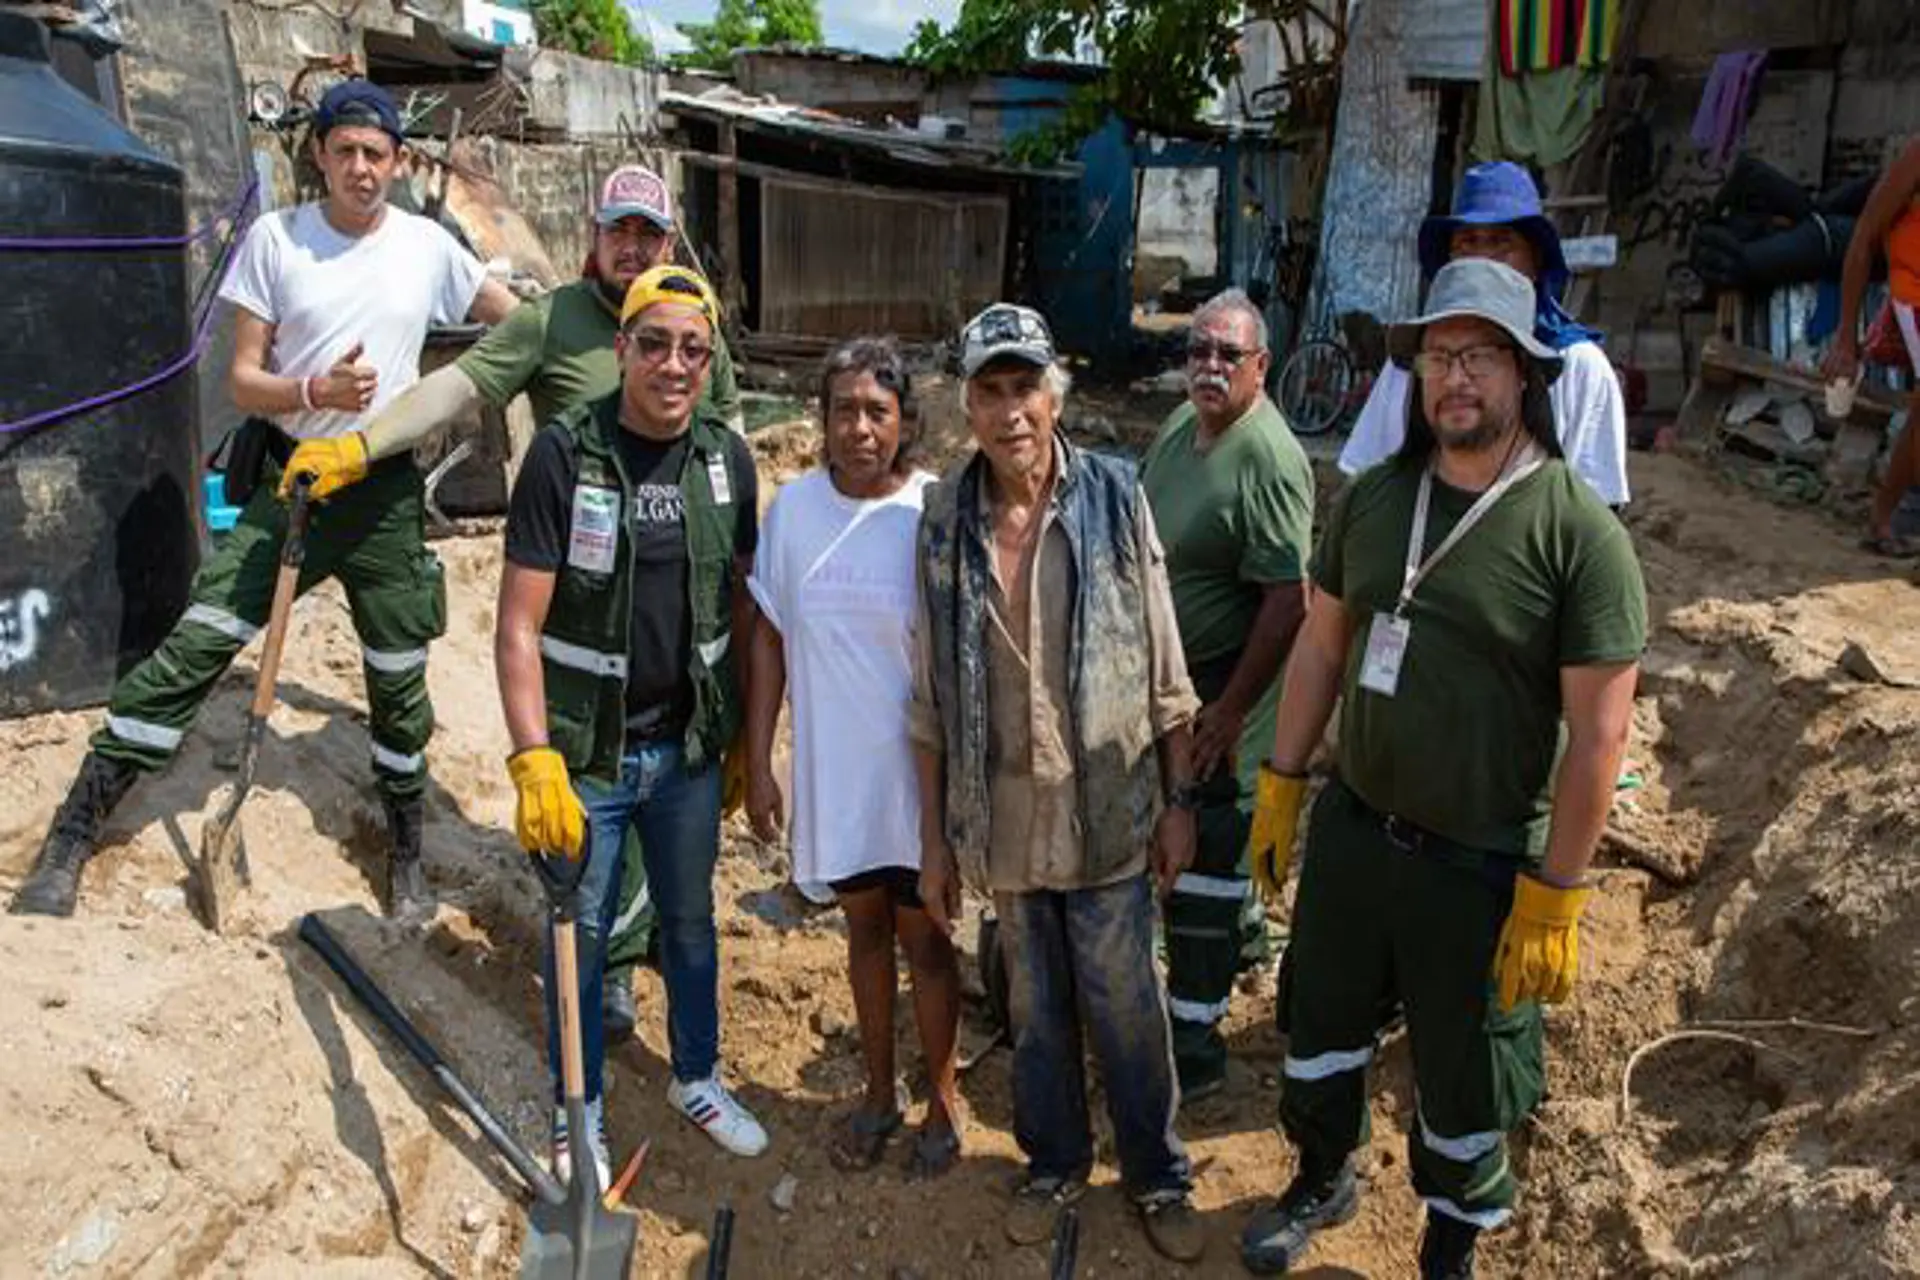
left=1141, top=288, right=1314, bottom=1101
left=1237, top=261, right=1647, bottom=1279
left=285, top=165, right=740, bottom=1043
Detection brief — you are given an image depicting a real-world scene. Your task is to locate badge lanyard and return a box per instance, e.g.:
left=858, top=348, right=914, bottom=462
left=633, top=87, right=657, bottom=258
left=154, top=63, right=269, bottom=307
left=1357, top=440, right=1545, bottom=698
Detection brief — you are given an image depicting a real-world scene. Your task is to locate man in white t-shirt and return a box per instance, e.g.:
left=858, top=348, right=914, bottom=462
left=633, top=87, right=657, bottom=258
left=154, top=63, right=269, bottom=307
left=11, top=81, right=516, bottom=924
left=1337, top=163, right=1630, bottom=508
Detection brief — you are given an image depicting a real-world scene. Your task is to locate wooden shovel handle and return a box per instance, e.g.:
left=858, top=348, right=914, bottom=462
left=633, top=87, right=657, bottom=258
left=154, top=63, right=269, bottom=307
left=249, top=480, right=314, bottom=718
left=553, top=917, right=587, bottom=1101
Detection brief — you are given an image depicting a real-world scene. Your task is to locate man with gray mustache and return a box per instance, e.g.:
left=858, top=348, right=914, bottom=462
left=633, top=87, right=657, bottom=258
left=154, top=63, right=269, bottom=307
left=1142, top=289, right=1316, bottom=1100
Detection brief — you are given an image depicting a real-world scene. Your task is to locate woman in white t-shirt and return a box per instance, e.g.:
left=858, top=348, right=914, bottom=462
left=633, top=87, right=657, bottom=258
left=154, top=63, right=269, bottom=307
left=744, top=339, right=963, bottom=1177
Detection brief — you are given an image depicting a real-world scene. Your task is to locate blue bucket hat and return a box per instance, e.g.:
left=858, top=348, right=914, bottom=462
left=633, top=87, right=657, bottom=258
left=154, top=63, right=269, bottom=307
left=1417, top=162, right=1600, bottom=350
left=314, top=80, right=404, bottom=144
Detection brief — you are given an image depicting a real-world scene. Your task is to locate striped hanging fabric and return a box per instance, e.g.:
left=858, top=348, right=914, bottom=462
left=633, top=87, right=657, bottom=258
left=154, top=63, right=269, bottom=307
left=1497, top=0, right=1618, bottom=77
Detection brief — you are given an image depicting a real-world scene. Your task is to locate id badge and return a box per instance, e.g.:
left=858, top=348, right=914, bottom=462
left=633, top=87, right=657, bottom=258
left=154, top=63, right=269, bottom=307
left=567, top=485, right=620, bottom=574
left=706, top=455, right=732, bottom=505
left=1359, top=612, right=1411, bottom=697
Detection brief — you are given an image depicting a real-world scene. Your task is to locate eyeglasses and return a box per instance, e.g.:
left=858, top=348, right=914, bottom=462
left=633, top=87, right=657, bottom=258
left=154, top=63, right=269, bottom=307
left=1187, top=339, right=1258, bottom=367
left=628, top=332, right=713, bottom=369
left=1411, top=344, right=1513, bottom=382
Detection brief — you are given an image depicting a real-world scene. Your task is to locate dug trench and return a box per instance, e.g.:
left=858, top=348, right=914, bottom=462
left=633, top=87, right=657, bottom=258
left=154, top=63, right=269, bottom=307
left=0, top=397, right=1916, bottom=1276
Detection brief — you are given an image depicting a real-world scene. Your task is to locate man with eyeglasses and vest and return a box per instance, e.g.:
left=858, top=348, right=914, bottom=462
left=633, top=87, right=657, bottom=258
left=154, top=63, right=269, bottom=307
left=271, top=163, right=742, bottom=1043
left=496, top=265, right=767, bottom=1183
left=10, top=80, right=517, bottom=923
left=1141, top=287, right=1315, bottom=1102
left=1238, top=260, right=1645, bottom=1278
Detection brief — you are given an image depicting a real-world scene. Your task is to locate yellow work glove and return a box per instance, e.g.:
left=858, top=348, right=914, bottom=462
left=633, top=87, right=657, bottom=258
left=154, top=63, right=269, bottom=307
left=507, top=747, right=586, bottom=860
left=1492, top=875, right=1593, bottom=1011
left=1247, top=764, right=1308, bottom=905
left=279, top=431, right=369, bottom=501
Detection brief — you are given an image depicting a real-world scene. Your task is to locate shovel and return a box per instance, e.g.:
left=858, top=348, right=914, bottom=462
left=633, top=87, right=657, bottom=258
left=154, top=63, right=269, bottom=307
left=200, top=475, right=312, bottom=934
left=297, top=913, right=565, bottom=1207
left=522, top=849, right=640, bottom=1280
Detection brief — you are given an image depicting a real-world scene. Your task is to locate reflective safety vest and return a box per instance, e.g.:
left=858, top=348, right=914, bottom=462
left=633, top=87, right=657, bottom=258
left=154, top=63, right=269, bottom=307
left=538, top=393, right=746, bottom=783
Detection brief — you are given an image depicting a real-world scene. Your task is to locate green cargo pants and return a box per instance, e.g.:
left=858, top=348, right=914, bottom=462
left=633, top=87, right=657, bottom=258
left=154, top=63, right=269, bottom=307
left=1278, top=778, right=1545, bottom=1230
left=94, top=458, right=446, bottom=804
left=605, top=824, right=657, bottom=972
left=1164, top=654, right=1278, bottom=1088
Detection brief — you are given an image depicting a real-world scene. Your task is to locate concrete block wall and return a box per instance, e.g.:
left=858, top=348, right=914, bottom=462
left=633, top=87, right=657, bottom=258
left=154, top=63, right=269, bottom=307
left=463, top=136, right=679, bottom=277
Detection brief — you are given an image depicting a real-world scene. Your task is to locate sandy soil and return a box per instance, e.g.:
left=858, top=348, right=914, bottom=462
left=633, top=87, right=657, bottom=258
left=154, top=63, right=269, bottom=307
left=2, top=394, right=1917, bottom=1278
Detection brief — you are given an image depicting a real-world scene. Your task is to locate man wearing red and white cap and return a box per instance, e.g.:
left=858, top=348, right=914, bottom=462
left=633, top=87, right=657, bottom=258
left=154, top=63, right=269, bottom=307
left=285, top=164, right=744, bottom=1039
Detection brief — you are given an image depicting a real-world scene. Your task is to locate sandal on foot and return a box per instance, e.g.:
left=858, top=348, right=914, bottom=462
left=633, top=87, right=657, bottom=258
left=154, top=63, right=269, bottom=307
left=1861, top=534, right=1920, bottom=558
left=828, top=1107, right=903, bottom=1172
left=905, top=1125, right=962, bottom=1180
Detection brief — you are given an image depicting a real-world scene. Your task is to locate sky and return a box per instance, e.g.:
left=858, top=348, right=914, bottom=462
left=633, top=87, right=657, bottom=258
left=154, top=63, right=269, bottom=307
left=622, top=0, right=962, bottom=58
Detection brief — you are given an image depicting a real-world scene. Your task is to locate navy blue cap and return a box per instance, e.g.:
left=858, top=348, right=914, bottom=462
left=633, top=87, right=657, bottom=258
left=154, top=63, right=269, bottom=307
left=314, top=80, right=404, bottom=143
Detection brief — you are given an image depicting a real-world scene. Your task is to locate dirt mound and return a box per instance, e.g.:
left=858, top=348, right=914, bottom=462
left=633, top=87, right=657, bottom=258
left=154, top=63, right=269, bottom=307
left=1, top=446, right=1916, bottom=1278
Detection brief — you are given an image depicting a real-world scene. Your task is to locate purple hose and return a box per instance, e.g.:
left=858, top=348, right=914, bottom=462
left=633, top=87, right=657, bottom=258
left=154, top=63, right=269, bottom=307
left=0, top=179, right=257, bottom=253
left=0, top=179, right=258, bottom=436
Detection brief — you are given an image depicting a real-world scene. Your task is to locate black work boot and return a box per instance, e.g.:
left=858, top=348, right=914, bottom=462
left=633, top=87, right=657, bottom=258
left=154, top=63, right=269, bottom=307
left=603, top=967, right=637, bottom=1042
left=381, top=796, right=433, bottom=924
left=1418, top=1211, right=1481, bottom=1279
left=1240, top=1156, right=1361, bottom=1275
left=10, top=752, right=141, bottom=918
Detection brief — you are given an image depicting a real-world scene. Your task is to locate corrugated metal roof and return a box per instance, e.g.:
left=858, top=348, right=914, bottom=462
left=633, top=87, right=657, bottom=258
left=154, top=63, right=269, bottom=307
left=661, top=88, right=1081, bottom=178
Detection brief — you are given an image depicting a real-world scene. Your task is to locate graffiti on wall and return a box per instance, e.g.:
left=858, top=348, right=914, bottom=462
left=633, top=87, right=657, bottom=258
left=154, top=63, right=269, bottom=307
left=0, top=589, right=52, bottom=673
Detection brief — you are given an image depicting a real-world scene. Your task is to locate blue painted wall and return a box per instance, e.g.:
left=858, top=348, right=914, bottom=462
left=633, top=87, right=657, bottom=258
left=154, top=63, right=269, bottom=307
left=988, top=76, right=1135, bottom=362
left=983, top=75, right=1291, bottom=364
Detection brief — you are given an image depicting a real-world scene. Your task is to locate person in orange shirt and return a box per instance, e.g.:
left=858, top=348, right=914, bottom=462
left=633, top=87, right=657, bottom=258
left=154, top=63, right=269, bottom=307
left=1824, top=139, right=1920, bottom=556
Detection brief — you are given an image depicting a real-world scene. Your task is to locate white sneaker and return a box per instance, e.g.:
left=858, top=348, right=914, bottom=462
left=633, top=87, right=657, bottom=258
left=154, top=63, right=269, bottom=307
left=668, top=1074, right=769, bottom=1157
left=550, top=1099, right=611, bottom=1189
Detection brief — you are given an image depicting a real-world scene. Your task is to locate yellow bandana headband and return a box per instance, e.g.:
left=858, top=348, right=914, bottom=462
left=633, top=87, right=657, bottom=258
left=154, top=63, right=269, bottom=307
left=620, top=265, right=721, bottom=328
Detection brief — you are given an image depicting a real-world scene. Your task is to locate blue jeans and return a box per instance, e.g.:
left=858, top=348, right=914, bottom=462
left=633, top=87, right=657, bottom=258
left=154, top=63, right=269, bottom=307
left=996, top=874, right=1192, bottom=1198
left=544, top=742, right=722, bottom=1103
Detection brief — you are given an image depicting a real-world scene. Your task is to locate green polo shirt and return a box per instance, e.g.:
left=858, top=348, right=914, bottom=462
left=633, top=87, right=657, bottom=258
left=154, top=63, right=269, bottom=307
left=457, top=278, right=742, bottom=429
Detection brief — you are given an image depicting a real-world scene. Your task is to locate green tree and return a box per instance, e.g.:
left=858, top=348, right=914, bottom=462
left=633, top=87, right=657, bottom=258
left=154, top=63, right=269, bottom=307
left=533, top=0, right=656, bottom=65
left=906, top=0, right=1251, bottom=155
left=675, top=0, right=824, bottom=72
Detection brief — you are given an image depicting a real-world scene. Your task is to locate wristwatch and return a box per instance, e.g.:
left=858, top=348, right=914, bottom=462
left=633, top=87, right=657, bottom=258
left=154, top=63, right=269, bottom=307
left=1167, top=782, right=1203, bottom=812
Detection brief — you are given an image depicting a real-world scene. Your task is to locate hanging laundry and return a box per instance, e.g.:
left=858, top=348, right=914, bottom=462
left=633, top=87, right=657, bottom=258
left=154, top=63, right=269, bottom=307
left=1691, top=51, right=1768, bottom=169
left=1475, top=63, right=1606, bottom=169
left=1498, top=0, right=1619, bottom=78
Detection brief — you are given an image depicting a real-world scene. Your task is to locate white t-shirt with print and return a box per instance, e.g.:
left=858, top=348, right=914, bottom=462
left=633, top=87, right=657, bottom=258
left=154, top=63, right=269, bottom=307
left=1337, top=339, right=1630, bottom=505
left=747, top=468, right=934, bottom=899
left=220, top=203, right=486, bottom=439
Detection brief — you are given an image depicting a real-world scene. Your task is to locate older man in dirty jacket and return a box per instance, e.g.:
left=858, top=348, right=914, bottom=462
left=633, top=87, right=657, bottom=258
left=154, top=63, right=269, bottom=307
left=909, top=303, right=1208, bottom=1265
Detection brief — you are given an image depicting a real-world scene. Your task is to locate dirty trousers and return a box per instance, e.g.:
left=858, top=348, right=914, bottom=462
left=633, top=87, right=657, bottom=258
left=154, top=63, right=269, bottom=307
left=998, top=873, right=1192, bottom=1198
left=1278, top=779, right=1545, bottom=1229
left=92, top=460, right=445, bottom=804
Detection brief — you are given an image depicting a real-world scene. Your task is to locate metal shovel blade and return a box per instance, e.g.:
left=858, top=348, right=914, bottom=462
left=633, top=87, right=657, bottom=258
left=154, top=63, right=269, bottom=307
left=520, top=1096, right=637, bottom=1280
left=198, top=770, right=254, bottom=935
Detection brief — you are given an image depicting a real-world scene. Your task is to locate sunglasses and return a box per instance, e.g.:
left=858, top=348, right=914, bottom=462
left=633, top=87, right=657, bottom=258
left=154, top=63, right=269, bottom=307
left=628, top=332, right=713, bottom=369
left=1186, top=339, right=1259, bottom=367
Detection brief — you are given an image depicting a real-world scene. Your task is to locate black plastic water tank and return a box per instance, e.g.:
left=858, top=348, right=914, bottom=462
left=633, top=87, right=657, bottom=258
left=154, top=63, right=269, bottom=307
left=0, top=13, right=198, bottom=716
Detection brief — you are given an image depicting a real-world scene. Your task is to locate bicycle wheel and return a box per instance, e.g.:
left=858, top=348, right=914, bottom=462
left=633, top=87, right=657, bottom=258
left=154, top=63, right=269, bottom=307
left=1276, top=338, right=1355, bottom=437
